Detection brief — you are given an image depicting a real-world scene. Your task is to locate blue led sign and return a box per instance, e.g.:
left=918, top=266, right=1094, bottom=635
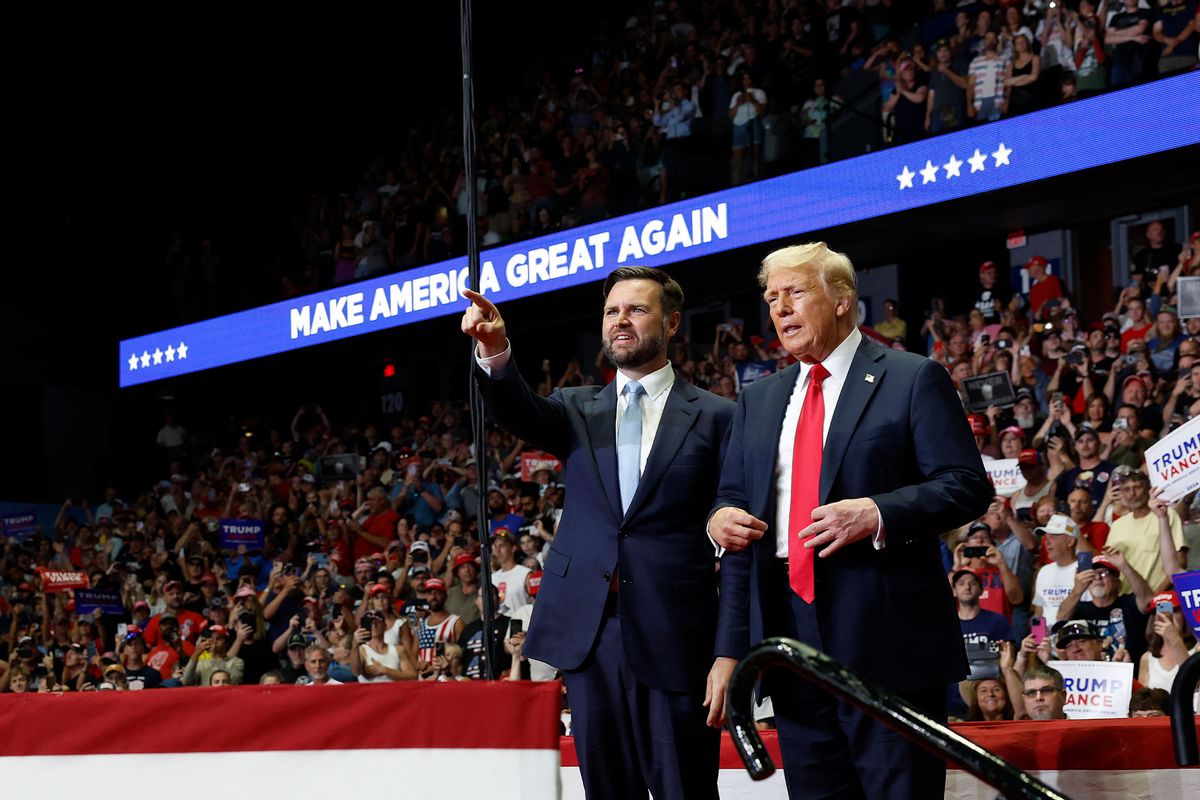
left=120, top=73, right=1200, bottom=387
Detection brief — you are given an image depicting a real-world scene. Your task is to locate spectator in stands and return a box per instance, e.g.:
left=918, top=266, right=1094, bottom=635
left=489, top=529, right=531, bottom=616
left=1154, top=1, right=1200, bottom=73
left=953, top=568, right=1012, bottom=676
left=1019, top=664, right=1069, bottom=720
left=967, top=32, right=1007, bottom=123
left=729, top=71, right=767, bottom=184
left=182, top=624, right=244, bottom=686
left=1129, top=687, right=1171, bottom=717
left=1147, top=308, right=1185, bottom=372
left=303, top=643, right=340, bottom=686
left=1073, top=16, right=1108, bottom=95
left=1025, top=256, right=1065, bottom=321
left=414, top=578, right=462, bottom=675
left=1055, top=428, right=1115, bottom=505
left=926, top=42, right=968, bottom=134
left=1107, top=0, right=1155, bottom=87
left=1003, top=35, right=1041, bottom=117
left=800, top=78, right=830, bottom=162
left=653, top=82, right=696, bottom=202
left=1012, top=449, right=1054, bottom=517
left=952, top=524, right=1024, bottom=622
left=351, top=609, right=416, bottom=682
left=1031, top=515, right=1081, bottom=628
left=1107, top=474, right=1188, bottom=592
left=1066, top=487, right=1109, bottom=554
left=883, top=59, right=928, bottom=144
left=965, top=676, right=1015, bottom=722
left=1057, top=551, right=1153, bottom=664
left=1138, top=590, right=1197, bottom=691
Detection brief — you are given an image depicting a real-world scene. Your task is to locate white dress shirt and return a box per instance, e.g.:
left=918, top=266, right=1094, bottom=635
left=476, top=341, right=674, bottom=478
left=773, top=328, right=884, bottom=557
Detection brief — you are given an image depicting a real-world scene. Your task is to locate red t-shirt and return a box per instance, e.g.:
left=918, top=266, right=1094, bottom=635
left=354, top=510, right=398, bottom=561
left=1030, top=275, right=1064, bottom=318
left=142, top=609, right=206, bottom=649
left=975, top=566, right=1013, bottom=621
left=1120, top=323, right=1152, bottom=353
left=326, top=536, right=354, bottom=575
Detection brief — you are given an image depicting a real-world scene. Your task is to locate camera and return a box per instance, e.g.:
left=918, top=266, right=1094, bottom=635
left=1065, top=350, right=1085, bottom=367
left=239, top=613, right=256, bottom=628
left=995, top=338, right=1012, bottom=350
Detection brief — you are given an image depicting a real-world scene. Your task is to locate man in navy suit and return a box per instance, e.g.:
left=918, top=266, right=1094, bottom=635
left=706, top=243, right=991, bottom=799
left=461, top=267, right=734, bottom=800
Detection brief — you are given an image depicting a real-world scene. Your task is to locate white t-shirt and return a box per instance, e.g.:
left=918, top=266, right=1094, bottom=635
left=1033, top=561, right=1086, bottom=627
left=492, top=564, right=532, bottom=615
left=730, top=88, right=767, bottom=126
left=511, top=604, right=555, bottom=681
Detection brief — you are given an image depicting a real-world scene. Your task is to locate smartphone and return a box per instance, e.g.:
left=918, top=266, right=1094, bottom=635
left=963, top=546, right=989, bottom=559
left=1076, top=552, right=1093, bottom=571
left=434, top=642, right=446, bottom=658
left=1157, top=600, right=1175, bottom=615
left=1030, top=616, right=1047, bottom=644
left=1051, top=391, right=1064, bottom=408
left=510, top=619, right=523, bottom=637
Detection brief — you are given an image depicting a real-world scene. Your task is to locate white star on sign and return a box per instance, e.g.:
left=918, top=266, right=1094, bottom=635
left=177, top=342, right=189, bottom=360
left=165, top=344, right=175, bottom=362
left=992, top=142, right=1012, bottom=167
left=919, top=160, right=938, bottom=185
left=152, top=348, right=163, bottom=365
left=128, top=353, right=139, bottom=371
left=140, top=351, right=151, bottom=368
left=943, top=154, right=963, bottom=179
left=968, top=148, right=988, bottom=173
left=896, top=165, right=915, bottom=190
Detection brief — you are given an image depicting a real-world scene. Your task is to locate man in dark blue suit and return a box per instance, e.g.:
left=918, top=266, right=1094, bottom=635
left=706, top=243, right=992, bottom=800
left=461, top=267, right=734, bottom=800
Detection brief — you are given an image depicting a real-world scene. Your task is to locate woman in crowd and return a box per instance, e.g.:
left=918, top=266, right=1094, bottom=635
left=965, top=677, right=1016, bottom=722
left=350, top=609, right=416, bottom=683
left=1138, top=595, right=1198, bottom=691
left=1004, top=35, right=1041, bottom=117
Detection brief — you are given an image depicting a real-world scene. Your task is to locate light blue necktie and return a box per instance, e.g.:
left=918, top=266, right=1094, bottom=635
left=618, top=381, right=645, bottom=513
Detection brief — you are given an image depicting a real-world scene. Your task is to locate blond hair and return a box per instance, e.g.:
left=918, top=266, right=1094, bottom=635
left=758, top=242, right=858, bottom=322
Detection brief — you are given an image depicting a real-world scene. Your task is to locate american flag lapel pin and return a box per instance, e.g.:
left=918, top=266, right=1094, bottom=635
left=865, top=374, right=875, bottom=383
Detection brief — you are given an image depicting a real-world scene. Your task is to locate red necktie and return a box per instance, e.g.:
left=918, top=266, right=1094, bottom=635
left=789, top=363, right=830, bottom=603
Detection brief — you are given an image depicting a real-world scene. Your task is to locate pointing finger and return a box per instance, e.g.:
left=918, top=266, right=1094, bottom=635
left=462, top=288, right=498, bottom=317
left=738, top=513, right=768, bottom=531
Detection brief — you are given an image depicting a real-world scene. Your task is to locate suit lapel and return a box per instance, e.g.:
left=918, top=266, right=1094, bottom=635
left=753, top=362, right=802, bottom=514
left=820, top=338, right=886, bottom=503
left=623, top=377, right=698, bottom=522
left=584, top=380, right=623, bottom=521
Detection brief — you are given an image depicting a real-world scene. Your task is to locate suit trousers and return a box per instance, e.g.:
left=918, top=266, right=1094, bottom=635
left=563, top=604, right=719, bottom=800
left=763, top=563, right=948, bottom=800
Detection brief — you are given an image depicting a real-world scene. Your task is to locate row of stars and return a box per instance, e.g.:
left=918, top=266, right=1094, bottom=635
left=128, top=342, right=189, bottom=371
left=896, top=142, right=1012, bottom=189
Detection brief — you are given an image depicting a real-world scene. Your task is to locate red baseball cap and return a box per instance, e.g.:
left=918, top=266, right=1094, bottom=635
left=368, top=584, right=390, bottom=597
left=979, top=260, right=997, bottom=275
left=1018, top=449, right=1041, bottom=466
left=423, top=578, right=447, bottom=592
left=968, top=414, right=988, bottom=436
left=999, top=425, right=1024, bottom=442
left=528, top=571, right=543, bottom=596
left=1123, top=375, right=1148, bottom=393
left=1025, top=255, right=1048, bottom=269
left=453, top=553, right=478, bottom=570
left=207, top=624, right=229, bottom=637
left=1148, top=591, right=1180, bottom=612
left=163, top=580, right=182, bottom=592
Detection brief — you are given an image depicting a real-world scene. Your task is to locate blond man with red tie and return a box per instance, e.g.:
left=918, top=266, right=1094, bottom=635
left=705, top=243, right=992, bottom=800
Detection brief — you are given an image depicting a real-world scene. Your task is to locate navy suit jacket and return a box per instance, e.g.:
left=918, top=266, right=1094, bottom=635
left=477, top=357, right=735, bottom=693
left=714, top=336, right=992, bottom=692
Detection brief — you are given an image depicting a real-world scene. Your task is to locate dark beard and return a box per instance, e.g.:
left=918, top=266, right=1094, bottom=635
left=603, top=329, right=665, bottom=370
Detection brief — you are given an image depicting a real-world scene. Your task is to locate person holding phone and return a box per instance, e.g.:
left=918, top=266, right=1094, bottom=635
left=350, top=610, right=416, bottom=683
left=1138, top=591, right=1197, bottom=691
left=952, top=523, right=1024, bottom=622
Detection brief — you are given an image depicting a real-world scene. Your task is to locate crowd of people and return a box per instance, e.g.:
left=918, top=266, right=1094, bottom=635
left=165, top=0, right=1199, bottom=316
left=6, top=219, right=1200, bottom=726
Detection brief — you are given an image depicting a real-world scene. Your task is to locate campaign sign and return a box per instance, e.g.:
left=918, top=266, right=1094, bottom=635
left=220, top=518, right=265, bottom=550
left=74, top=589, right=126, bottom=616
left=36, top=567, right=89, bottom=593
left=985, top=459, right=1026, bottom=497
left=1048, top=659, right=1134, bottom=720
left=1146, top=414, right=1200, bottom=502
left=2, top=510, right=38, bottom=542
left=1173, top=569, right=1200, bottom=641
left=520, top=450, right=563, bottom=483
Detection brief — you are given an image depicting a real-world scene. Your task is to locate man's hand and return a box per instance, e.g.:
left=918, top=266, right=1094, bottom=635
left=461, top=289, right=507, bottom=357
left=708, top=507, right=768, bottom=552
left=1100, top=546, right=1127, bottom=571
left=1149, top=487, right=1170, bottom=518
left=1072, top=568, right=1096, bottom=594
left=800, top=498, right=880, bottom=557
left=704, top=657, right=737, bottom=728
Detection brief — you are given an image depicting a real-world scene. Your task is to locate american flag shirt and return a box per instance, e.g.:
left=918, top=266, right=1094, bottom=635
left=416, top=614, right=460, bottom=663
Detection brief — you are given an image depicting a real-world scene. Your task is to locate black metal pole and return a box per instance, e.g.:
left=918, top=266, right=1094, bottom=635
left=726, top=637, right=1070, bottom=800
left=459, top=0, right=496, bottom=680
left=1170, top=650, right=1200, bottom=766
